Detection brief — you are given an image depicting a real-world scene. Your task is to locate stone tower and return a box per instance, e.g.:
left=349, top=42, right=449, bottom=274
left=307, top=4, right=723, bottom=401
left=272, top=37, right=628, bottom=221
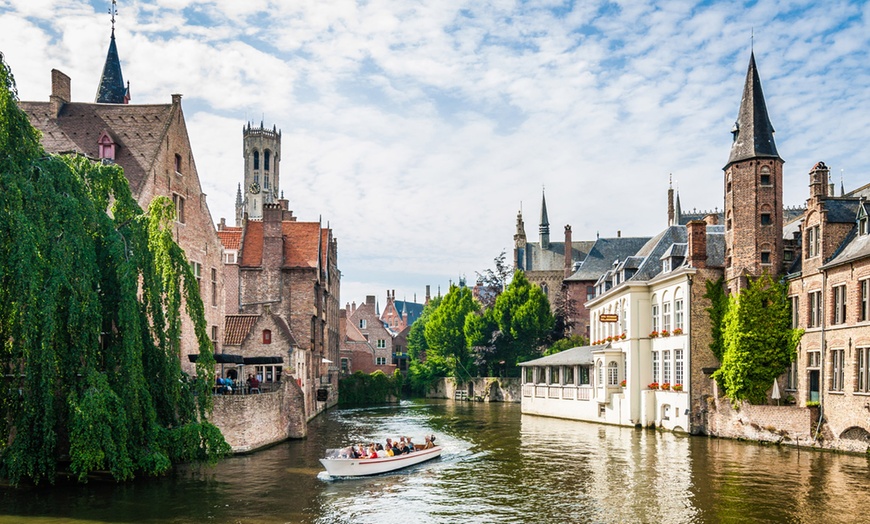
left=723, top=52, right=783, bottom=294
left=238, top=121, right=281, bottom=221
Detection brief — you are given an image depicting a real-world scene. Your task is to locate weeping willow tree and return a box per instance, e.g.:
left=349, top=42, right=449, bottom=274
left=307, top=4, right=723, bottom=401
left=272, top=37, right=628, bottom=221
left=0, top=55, right=229, bottom=485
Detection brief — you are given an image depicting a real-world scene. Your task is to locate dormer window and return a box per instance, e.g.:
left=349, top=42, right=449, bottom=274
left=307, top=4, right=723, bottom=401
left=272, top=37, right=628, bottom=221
left=663, top=258, right=672, bottom=273
left=861, top=216, right=869, bottom=236
left=97, top=131, right=115, bottom=161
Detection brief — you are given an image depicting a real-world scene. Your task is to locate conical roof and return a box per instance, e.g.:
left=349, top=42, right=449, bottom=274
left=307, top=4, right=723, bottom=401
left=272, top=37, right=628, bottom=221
left=726, top=52, right=780, bottom=167
left=96, top=30, right=127, bottom=104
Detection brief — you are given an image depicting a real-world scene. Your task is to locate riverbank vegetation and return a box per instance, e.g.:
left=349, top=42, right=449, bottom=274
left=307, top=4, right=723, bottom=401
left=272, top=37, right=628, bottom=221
left=0, top=57, right=229, bottom=486
left=338, top=370, right=404, bottom=405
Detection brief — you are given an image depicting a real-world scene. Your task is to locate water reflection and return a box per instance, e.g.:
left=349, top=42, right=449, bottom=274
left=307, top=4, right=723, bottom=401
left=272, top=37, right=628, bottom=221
left=1, top=400, right=869, bottom=523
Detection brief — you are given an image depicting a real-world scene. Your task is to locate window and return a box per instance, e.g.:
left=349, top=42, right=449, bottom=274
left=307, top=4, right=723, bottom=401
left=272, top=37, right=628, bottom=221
left=675, top=349, right=684, bottom=386
left=652, top=351, right=660, bottom=383
left=806, top=226, right=820, bottom=258
left=225, top=252, right=236, bottom=264
left=862, top=280, right=870, bottom=321
left=786, top=361, right=798, bottom=390
left=597, top=361, right=604, bottom=387
left=174, top=153, right=182, bottom=174
left=586, top=286, right=595, bottom=301
left=760, top=166, right=771, bottom=186
left=264, top=150, right=271, bottom=170
left=211, top=325, right=218, bottom=350
left=564, top=366, right=574, bottom=385
left=255, top=365, right=282, bottom=383
left=831, top=349, right=845, bottom=392
left=809, top=291, right=822, bottom=328
left=525, top=367, right=534, bottom=384
left=377, top=339, right=386, bottom=349
left=607, top=362, right=619, bottom=386
left=211, top=268, right=218, bottom=306
left=192, top=262, right=202, bottom=289
left=784, top=250, right=794, bottom=262
left=808, top=351, right=821, bottom=368
left=578, top=366, right=590, bottom=385
left=263, top=329, right=271, bottom=344
left=538, top=367, right=547, bottom=384
left=652, top=304, right=659, bottom=333
left=674, top=299, right=684, bottom=331
left=761, top=251, right=771, bottom=265
left=264, top=175, right=270, bottom=189
left=173, top=194, right=185, bottom=223
left=359, top=319, right=366, bottom=329
left=761, top=213, right=772, bottom=226
left=253, top=150, right=260, bottom=170
left=790, top=296, right=800, bottom=328
left=341, top=358, right=349, bottom=374
left=376, top=357, right=387, bottom=365
left=549, top=367, right=560, bottom=385
left=663, top=350, right=671, bottom=384
left=833, top=285, right=847, bottom=325
left=858, top=347, right=870, bottom=392
left=662, top=302, right=671, bottom=333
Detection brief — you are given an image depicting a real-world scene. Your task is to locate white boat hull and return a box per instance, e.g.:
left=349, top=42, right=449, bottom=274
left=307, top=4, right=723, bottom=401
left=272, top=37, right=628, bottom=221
left=319, top=446, right=443, bottom=477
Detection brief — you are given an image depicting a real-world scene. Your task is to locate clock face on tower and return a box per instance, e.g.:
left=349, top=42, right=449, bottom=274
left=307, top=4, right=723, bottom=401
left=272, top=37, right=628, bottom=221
left=249, top=182, right=261, bottom=194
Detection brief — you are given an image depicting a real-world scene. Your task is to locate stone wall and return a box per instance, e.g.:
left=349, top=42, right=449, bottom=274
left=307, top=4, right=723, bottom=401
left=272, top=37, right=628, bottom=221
left=427, top=377, right=522, bottom=403
left=210, top=378, right=306, bottom=453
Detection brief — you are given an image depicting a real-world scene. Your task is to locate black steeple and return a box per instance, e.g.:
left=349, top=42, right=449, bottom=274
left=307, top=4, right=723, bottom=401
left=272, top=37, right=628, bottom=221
left=96, top=2, right=128, bottom=104
left=727, top=52, right=779, bottom=167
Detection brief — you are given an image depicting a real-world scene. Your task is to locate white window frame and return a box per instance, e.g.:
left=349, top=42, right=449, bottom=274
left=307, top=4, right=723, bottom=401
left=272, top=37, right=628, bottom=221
left=675, top=349, right=684, bottom=386
left=674, top=299, right=684, bottom=331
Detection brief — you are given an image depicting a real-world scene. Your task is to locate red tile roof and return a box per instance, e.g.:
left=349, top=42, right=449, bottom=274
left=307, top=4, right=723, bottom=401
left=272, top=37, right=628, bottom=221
left=282, top=222, right=322, bottom=268
left=217, top=228, right=242, bottom=250
left=239, top=221, right=264, bottom=267
left=224, top=315, right=259, bottom=345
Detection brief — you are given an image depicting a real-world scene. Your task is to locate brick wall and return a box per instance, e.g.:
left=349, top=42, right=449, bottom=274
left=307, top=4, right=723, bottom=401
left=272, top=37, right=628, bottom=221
left=689, top=267, right=724, bottom=434
left=209, top=377, right=306, bottom=453
left=706, top=391, right=820, bottom=446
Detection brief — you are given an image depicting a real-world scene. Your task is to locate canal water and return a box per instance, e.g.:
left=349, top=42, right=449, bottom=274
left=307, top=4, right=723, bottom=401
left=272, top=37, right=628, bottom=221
left=2, top=400, right=869, bottom=523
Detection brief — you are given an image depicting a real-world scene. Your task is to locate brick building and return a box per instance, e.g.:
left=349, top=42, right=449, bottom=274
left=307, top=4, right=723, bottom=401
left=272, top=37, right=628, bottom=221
left=19, top=30, right=226, bottom=371
left=343, top=296, right=397, bottom=375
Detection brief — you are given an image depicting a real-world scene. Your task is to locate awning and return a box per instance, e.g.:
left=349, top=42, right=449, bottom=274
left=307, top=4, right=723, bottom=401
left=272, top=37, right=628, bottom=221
left=243, top=356, right=284, bottom=365
left=188, top=353, right=245, bottom=364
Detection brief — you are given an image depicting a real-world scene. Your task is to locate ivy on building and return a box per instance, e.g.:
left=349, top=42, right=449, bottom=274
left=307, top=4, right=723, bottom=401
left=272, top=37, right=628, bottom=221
left=704, top=276, right=728, bottom=362
left=0, top=56, right=229, bottom=485
left=712, top=275, right=803, bottom=405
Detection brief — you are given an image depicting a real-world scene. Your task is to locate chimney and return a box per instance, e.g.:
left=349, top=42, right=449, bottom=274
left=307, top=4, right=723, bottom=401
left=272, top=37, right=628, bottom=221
left=366, top=295, right=375, bottom=307
left=687, top=220, right=707, bottom=269
left=703, top=213, right=718, bottom=226
left=667, top=184, right=674, bottom=226
left=218, top=217, right=226, bottom=230
left=351, top=301, right=356, bottom=313
left=564, top=225, right=573, bottom=278
left=617, top=230, right=621, bottom=238
left=809, top=162, right=829, bottom=202
left=425, top=285, right=431, bottom=305
left=50, top=69, right=70, bottom=117
left=171, top=93, right=182, bottom=106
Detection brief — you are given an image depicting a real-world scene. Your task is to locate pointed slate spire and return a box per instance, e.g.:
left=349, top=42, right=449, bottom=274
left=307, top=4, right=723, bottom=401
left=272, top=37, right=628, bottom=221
left=539, top=189, right=550, bottom=250
left=674, top=191, right=682, bottom=225
left=727, top=52, right=779, bottom=166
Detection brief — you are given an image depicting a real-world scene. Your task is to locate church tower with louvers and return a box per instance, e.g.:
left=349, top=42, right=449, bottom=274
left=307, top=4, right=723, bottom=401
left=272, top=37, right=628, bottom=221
left=237, top=122, right=281, bottom=224
left=723, top=51, right=784, bottom=295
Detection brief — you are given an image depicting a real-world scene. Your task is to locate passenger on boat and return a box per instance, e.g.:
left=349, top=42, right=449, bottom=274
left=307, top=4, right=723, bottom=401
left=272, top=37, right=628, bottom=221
left=367, top=444, right=378, bottom=459
left=390, top=442, right=402, bottom=456
left=406, top=437, right=415, bottom=451
left=421, top=435, right=435, bottom=449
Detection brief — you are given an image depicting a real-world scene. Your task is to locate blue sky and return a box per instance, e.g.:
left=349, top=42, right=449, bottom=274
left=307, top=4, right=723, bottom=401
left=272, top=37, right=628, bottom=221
left=2, top=0, right=870, bottom=305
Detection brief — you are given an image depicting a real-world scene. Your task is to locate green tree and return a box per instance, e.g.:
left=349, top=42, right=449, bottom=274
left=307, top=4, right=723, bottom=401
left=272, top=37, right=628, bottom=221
left=424, top=285, right=479, bottom=379
left=712, top=275, right=803, bottom=404
left=0, top=57, right=229, bottom=485
left=543, top=334, right=589, bottom=356
left=406, top=296, right=447, bottom=396
left=704, top=277, right=728, bottom=361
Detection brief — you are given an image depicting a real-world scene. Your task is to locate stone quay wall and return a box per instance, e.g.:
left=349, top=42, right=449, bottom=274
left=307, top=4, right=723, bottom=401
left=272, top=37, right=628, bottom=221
left=427, top=377, right=522, bottom=403
left=210, top=378, right=307, bottom=453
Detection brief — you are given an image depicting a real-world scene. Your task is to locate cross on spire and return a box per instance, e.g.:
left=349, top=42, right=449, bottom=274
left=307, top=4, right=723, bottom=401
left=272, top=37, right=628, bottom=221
left=109, top=0, right=118, bottom=33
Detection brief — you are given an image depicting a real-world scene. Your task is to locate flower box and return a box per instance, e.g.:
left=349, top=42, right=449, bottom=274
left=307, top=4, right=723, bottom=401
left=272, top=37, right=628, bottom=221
left=649, top=331, right=659, bottom=338
left=648, top=382, right=659, bottom=390
left=672, top=384, right=683, bottom=392
left=606, top=336, right=613, bottom=342
left=661, top=382, right=671, bottom=391
left=619, top=333, right=627, bottom=340
left=672, top=328, right=683, bottom=335
left=660, top=330, right=670, bottom=337
left=620, top=380, right=626, bottom=388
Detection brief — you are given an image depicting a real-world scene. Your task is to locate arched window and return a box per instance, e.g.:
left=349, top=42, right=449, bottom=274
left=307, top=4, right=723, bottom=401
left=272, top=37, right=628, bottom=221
left=264, top=150, right=271, bottom=170
left=263, top=329, right=272, bottom=344
left=253, top=150, right=260, bottom=170
left=607, top=361, right=619, bottom=386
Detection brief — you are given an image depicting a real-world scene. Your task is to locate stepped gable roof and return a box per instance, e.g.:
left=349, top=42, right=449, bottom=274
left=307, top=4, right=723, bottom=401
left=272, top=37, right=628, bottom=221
left=519, top=345, right=595, bottom=367
left=727, top=51, right=780, bottom=167
left=239, top=220, right=264, bottom=267
left=282, top=222, right=322, bottom=268
left=566, top=237, right=652, bottom=281
left=19, top=100, right=174, bottom=197
left=217, top=227, right=242, bottom=250
left=224, top=315, right=259, bottom=346
left=96, top=30, right=127, bottom=104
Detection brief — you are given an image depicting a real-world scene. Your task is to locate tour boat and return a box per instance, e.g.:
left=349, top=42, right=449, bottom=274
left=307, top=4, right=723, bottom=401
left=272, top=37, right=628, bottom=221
left=319, top=445, right=443, bottom=477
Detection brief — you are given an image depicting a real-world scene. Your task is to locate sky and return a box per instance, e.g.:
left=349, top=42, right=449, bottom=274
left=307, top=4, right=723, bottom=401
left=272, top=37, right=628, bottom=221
left=2, top=0, right=870, bottom=307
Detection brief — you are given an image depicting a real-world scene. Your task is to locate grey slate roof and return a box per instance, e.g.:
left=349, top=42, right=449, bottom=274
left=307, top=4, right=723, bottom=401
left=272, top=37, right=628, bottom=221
left=660, top=243, right=687, bottom=260
left=566, top=237, right=652, bottom=281
left=823, top=198, right=861, bottom=223
left=393, top=300, right=424, bottom=325
left=727, top=52, right=780, bottom=167
left=96, top=30, right=127, bottom=104
left=519, top=345, right=595, bottom=367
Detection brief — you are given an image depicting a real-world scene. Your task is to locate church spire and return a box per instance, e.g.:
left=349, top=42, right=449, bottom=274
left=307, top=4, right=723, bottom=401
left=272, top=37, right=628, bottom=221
left=726, top=51, right=779, bottom=167
left=96, top=1, right=128, bottom=104
left=539, top=188, right=550, bottom=250
left=674, top=190, right=682, bottom=225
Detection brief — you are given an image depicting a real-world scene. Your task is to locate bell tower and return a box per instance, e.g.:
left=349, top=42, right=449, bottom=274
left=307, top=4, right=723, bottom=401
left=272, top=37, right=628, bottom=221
left=239, top=121, right=281, bottom=221
left=724, top=52, right=783, bottom=295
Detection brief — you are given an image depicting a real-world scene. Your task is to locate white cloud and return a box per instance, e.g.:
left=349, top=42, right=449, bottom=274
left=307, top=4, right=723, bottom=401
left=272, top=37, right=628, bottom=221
left=4, top=0, right=870, bottom=303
